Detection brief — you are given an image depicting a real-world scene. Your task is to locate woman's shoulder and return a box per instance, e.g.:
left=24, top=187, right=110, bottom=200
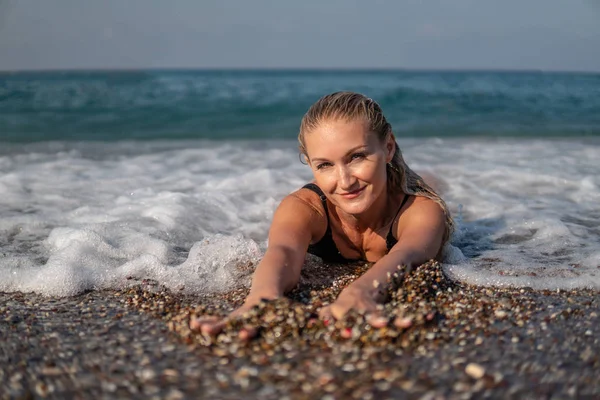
left=285, top=185, right=328, bottom=218
left=405, top=194, right=445, bottom=217
left=396, top=194, right=446, bottom=232
left=269, top=186, right=328, bottom=240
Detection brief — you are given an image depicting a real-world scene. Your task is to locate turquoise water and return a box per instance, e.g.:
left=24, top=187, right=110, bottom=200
left=1, top=69, right=600, bottom=142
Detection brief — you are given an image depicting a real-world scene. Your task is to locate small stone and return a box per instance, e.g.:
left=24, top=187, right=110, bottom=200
left=41, top=367, right=62, bottom=376
left=139, top=368, right=156, bottom=381
left=163, top=369, right=179, bottom=378
left=451, top=358, right=467, bottom=366
left=580, top=347, right=594, bottom=362
left=165, top=388, right=185, bottom=400
left=375, top=381, right=391, bottom=391
left=453, top=382, right=470, bottom=392
left=342, top=363, right=356, bottom=372
left=35, top=382, right=49, bottom=397
left=101, top=381, right=117, bottom=392
left=465, top=363, right=485, bottom=379
left=318, top=373, right=334, bottom=385
left=372, top=370, right=391, bottom=381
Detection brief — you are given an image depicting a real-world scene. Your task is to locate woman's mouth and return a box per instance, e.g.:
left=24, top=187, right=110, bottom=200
left=339, top=187, right=365, bottom=199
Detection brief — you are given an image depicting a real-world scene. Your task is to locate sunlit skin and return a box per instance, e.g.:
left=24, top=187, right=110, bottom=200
left=190, top=118, right=446, bottom=339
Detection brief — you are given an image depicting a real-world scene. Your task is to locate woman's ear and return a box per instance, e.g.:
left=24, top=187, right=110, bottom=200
left=299, top=152, right=310, bottom=165
left=385, top=132, right=396, bottom=162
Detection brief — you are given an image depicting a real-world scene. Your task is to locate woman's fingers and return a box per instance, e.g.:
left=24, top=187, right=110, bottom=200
left=328, top=303, right=348, bottom=321
left=366, top=314, right=389, bottom=329
left=190, top=301, right=261, bottom=340
left=318, top=305, right=334, bottom=325
left=327, top=297, right=374, bottom=320
left=189, top=301, right=256, bottom=335
left=202, top=320, right=229, bottom=336
left=190, top=316, right=229, bottom=336
left=393, top=316, right=413, bottom=329
left=191, top=300, right=418, bottom=342
left=190, top=315, right=259, bottom=340
left=319, top=294, right=381, bottom=324
left=189, top=316, right=218, bottom=331
left=238, top=325, right=258, bottom=341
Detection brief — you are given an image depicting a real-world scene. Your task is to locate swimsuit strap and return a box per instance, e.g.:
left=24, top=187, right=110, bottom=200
left=302, top=183, right=330, bottom=219
left=385, top=194, right=411, bottom=250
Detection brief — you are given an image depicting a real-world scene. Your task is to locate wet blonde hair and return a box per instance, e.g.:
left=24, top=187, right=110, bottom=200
left=298, top=91, right=454, bottom=245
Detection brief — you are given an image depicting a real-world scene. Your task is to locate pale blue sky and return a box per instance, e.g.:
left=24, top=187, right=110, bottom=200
left=0, top=0, right=599, bottom=71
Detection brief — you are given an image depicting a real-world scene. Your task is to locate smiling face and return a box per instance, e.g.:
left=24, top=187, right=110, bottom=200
left=304, top=118, right=395, bottom=216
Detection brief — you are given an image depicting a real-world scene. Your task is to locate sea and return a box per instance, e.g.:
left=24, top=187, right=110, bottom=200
left=1, top=69, right=599, bottom=297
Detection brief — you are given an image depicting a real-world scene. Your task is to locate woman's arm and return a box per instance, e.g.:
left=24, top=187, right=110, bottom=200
left=191, top=194, right=319, bottom=337
left=245, top=194, right=318, bottom=300
left=319, top=197, right=446, bottom=324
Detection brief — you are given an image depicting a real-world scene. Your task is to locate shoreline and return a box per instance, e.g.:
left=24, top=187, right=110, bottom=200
left=1, top=261, right=599, bottom=399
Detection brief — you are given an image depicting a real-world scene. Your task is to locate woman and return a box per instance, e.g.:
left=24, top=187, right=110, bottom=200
left=191, top=91, right=453, bottom=339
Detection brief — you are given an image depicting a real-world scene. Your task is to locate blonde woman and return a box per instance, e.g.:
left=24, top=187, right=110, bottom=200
left=192, top=91, right=453, bottom=339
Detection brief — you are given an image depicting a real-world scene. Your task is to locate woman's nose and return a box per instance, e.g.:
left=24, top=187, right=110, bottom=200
left=338, top=165, right=356, bottom=190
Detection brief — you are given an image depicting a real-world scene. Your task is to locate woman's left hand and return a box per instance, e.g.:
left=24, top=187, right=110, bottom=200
left=318, top=284, right=389, bottom=331
left=318, top=283, right=413, bottom=337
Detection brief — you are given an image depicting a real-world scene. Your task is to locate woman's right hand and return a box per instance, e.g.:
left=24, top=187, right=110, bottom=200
left=189, top=295, right=276, bottom=340
left=189, top=191, right=314, bottom=340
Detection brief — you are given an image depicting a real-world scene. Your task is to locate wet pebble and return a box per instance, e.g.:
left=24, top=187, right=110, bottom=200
left=465, top=363, right=486, bottom=379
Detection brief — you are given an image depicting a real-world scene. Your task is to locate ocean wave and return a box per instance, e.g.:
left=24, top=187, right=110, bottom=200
left=1, top=70, right=599, bottom=142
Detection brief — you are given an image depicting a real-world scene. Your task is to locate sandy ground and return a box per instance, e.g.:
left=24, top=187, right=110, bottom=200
left=1, top=261, right=599, bottom=399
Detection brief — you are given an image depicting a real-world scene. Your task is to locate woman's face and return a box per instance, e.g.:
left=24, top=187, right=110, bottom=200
left=304, top=118, right=395, bottom=216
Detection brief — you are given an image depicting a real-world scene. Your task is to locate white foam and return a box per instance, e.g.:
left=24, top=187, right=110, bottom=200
left=428, top=139, right=600, bottom=290
left=1, top=138, right=599, bottom=296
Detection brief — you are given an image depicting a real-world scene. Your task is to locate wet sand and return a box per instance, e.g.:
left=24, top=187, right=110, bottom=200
left=1, top=261, right=599, bottom=399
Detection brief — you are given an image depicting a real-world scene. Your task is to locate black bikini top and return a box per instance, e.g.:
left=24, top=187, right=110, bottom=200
left=303, top=183, right=410, bottom=263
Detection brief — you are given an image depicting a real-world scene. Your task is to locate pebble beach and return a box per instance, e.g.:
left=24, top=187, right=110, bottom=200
left=1, top=261, right=599, bottom=399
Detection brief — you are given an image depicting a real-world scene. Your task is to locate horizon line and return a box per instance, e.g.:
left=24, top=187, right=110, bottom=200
left=1, top=66, right=599, bottom=75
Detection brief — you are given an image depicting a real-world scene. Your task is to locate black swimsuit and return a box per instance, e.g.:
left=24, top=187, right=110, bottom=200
left=303, top=183, right=410, bottom=263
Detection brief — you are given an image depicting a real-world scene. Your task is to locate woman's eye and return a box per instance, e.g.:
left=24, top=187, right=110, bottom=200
left=351, top=153, right=366, bottom=160
left=316, top=162, right=332, bottom=170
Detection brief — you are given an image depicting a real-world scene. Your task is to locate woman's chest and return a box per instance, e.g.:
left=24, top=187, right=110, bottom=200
left=331, top=224, right=390, bottom=262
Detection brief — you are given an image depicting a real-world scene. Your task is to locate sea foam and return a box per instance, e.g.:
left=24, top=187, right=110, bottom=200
left=1, top=138, right=599, bottom=296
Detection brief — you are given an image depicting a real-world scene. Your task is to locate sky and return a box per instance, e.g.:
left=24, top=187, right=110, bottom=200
left=0, top=0, right=599, bottom=72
